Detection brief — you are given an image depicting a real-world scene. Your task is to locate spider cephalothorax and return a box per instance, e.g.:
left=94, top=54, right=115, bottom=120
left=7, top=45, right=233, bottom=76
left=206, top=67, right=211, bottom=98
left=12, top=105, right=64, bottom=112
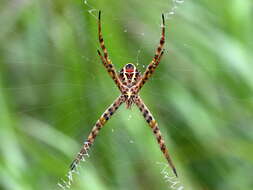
left=119, top=63, right=141, bottom=108
left=70, top=11, right=178, bottom=177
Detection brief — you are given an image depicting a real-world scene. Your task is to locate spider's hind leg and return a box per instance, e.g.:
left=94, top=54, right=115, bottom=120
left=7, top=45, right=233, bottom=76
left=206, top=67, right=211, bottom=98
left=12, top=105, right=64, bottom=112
left=97, top=11, right=123, bottom=92
left=70, top=95, right=124, bottom=171
left=135, top=14, right=166, bottom=92
left=134, top=96, right=178, bottom=177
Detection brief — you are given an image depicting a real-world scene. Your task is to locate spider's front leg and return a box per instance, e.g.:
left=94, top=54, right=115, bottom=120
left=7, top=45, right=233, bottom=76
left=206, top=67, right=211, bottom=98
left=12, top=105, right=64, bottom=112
left=136, top=14, right=165, bottom=92
left=97, top=11, right=123, bottom=92
left=134, top=96, right=178, bottom=177
left=70, top=95, right=124, bottom=171
left=97, top=50, right=123, bottom=91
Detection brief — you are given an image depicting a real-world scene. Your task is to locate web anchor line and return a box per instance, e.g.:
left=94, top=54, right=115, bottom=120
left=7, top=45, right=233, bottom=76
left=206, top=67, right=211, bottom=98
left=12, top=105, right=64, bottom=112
left=57, top=142, right=90, bottom=190
left=165, top=0, right=185, bottom=19
left=157, top=162, right=185, bottom=190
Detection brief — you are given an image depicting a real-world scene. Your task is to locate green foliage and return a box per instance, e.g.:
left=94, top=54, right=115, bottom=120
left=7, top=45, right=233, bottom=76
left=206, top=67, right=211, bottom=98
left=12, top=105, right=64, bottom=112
left=1, top=0, right=253, bottom=189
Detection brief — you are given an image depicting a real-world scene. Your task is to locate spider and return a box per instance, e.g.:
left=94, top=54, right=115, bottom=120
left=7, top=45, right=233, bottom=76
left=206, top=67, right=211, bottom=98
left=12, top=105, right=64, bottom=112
left=70, top=11, right=178, bottom=177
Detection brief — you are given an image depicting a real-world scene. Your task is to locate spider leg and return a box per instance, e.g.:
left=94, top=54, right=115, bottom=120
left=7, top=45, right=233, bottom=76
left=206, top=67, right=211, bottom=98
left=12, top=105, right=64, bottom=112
left=98, top=11, right=110, bottom=62
left=136, top=50, right=164, bottom=92
left=134, top=96, right=178, bottom=177
left=70, top=95, right=124, bottom=171
left=97, top=11, right=123, bottom=92
left=136, top=14, right=165, bottom=92
left=97, top=50, right=123, bottom=91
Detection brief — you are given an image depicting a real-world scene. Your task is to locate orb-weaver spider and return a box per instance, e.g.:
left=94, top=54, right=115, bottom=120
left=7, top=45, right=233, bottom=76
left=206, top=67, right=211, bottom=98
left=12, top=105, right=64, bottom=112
left=70, top=11, right=178, bottom=177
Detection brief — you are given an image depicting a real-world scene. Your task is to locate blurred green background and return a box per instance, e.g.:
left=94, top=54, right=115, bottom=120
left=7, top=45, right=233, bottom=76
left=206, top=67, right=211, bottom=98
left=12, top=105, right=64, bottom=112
left=1, top=0, right=253, bottom=189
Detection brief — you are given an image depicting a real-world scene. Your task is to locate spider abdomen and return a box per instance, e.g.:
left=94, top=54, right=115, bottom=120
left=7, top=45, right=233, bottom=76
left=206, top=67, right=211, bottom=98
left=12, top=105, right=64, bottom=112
left=119, top=63, right=141, bottom=87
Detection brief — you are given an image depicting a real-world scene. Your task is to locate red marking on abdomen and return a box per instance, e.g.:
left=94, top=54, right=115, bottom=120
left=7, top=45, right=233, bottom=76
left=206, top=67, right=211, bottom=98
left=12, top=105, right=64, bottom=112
left=126, top=68, right=134, bottom=73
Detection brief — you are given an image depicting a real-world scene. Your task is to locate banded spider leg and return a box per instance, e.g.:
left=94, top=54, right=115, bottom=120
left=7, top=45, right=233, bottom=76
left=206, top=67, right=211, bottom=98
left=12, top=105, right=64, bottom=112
left=69, top=11, right=179, bottom=177
left=135, top=96, right=178, bottom=177
left=136, top=14, right=165, bottom=92
left=70, top=95, right=125, bottom=171
left=97, top=11, right=123, bottom=92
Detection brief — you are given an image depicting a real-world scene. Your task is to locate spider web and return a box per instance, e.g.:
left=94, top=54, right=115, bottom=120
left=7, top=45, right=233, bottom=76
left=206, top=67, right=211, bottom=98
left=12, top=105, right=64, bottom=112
left=0, top=0, right=190, bottom=190
left=54, top=0, right=187, bottom=189
left=2, top=0, right=253, bottom=190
